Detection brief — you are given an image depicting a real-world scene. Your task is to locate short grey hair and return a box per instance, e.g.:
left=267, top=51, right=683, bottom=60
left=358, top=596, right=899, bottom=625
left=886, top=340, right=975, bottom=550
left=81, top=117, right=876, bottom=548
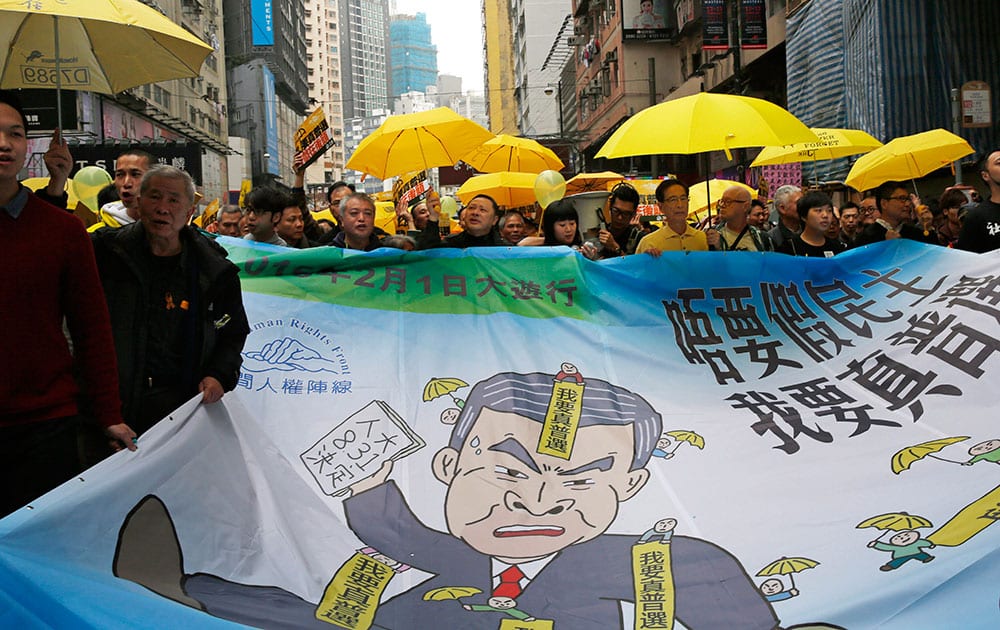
left=773, top=184, right=802, bottom=208
left=449, top=371, right=662, bottom=470
left=139, top=164, right=196, bottom=205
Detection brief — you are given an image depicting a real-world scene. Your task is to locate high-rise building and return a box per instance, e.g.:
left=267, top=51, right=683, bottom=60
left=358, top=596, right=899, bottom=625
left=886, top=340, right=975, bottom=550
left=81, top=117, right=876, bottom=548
left=786, top=0, right=999, bottom=180
left=510, top=0, right=572, bottom=137
left=223, top=0, right=310, bottom=179
left=304, top=0, right=346, bottom=186
left=339, top=0, right=391, bottom=119
left=481, top=0, right=519, bottom=134
left=390, top=13, right=438, bottom=100
left=436, top=74, right=464, bottom=108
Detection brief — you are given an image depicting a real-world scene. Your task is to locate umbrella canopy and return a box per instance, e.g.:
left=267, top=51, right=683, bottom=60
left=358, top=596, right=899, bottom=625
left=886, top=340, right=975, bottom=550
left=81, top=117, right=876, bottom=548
left=422, top=586, right=482, bottom=601
left=346, top=107, right=493, bottom=181
left=565, top=171, right=625, bottom=195
left=0, top=0, right=212, bottom=95
left=456, top=171, right=540, bottom=208
left=750, top=128, right=883, bottom=167
left=891, top=436, right=969, bottom=474
left=687, top=179, right=757, bottom=220
left=756, top=556, right=820, bottom=577
left=461, top=134, right=564, bottom=174
left=422, top=377, right=468, bottom=403
left=596, top=92, right=818, bottom=160
left=21, top=177, right=79, bottom=208
left=856, top=512, right=933, bottom=531
left=665, top=430, right=706, bottom=449
left=844, top=129, right=975, bottom=192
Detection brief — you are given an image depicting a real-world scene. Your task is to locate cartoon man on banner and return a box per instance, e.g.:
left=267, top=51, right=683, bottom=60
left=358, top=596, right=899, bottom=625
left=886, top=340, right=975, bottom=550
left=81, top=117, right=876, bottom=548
left=117, top=368, right=785, bottom=629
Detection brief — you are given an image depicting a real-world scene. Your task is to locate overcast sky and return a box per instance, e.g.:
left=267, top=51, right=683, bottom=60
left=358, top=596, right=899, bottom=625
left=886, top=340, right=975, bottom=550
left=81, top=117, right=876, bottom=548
left=391, top=1, right=485, bottom=94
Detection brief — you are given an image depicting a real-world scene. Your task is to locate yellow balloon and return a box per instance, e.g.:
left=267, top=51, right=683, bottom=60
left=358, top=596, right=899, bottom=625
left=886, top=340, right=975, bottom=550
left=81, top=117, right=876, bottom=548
left=72, top=166, right=113, bottom=212
left=440, top=195, right=458, bottom=218
left=534, top=169, right=566, bottom=208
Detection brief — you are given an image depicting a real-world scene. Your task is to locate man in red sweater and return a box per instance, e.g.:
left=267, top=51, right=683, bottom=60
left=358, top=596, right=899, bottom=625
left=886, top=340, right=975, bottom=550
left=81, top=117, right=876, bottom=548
left=0, top=90, right=135, bottom=517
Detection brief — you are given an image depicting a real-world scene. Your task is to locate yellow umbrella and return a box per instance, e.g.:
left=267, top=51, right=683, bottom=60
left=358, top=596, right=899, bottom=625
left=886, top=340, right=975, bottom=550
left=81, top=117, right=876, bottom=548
left=664, top=430, right=706, bottom=450
left=0, top=0, right=212, bottom=128
left=756, top=556, right=819, bottom=590
left=345, top=107, right=493, bottom=180
left=422, top=377, right=469, bottom=407
left=423, top=586, right=482, bottom=601
left=844, top=128, right=974, bottom=192
left=596, top=92, right=818, bottom=161
left=596, top=93, right=816, bottom=219
left=750, top=128, right=883, bottom=167
left=891, top=436, right=969, bottom=474
left=565, top=171, right=625, bottom=195
left=21, top=177, right=79, bottom=208
left=856, top=512, right=933, bottom=531
left=461, top=134, right=564, bottom=174
left=686, top=179, right=757, bottom=221
left=456, top=172, right=540, bottom=208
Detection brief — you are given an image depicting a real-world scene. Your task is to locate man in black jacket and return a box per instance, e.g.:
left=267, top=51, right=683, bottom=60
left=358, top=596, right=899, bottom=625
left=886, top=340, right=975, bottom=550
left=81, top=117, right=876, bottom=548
left=442, top=194, right=507, bottom=248
left=852, top=181, right=938, bottom=248
left=92, top=165, right=250, bottom=436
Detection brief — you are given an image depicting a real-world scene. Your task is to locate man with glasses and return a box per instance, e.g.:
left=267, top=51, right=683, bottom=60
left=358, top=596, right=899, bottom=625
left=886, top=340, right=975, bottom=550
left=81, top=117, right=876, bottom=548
left=242, top=186, right=288, bottom=247
left=706, top=185, right=773, bottom=252
left=593, top=182, right=643, bottom=258
left=637, top=179, right=707, bottom=254
left=858, top=194, right=879, bottom=225
left=956, top=149, right=1000, bottom=253
left=853, top=181, right=938, bottom=247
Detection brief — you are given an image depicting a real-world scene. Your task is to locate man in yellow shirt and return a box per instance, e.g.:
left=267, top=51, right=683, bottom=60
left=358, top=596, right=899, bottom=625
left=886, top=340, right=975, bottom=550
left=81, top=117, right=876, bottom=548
left=636, top=178, right=707, bottom=255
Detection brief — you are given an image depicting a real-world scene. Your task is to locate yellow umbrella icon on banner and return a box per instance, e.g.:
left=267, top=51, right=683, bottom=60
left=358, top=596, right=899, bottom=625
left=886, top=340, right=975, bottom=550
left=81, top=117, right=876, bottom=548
left=423, top=586, right=482, bottom=601
left=756, top=556, right=819, bottom=591
left=422, top=377, right=468, bottom=407
left=857, top=512, right=932, bottom=532
left=665, top=430, right=705, bottom=449
left=891, top=436, right=969, bottom=474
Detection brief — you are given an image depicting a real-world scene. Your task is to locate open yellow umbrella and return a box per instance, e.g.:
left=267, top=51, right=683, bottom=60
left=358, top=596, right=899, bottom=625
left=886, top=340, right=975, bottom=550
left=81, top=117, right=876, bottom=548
left=664, top=430, right=706, bottom=450
left=750, top=128, right=883, bottom=167
left=456, top=171, right=539, bottom=208
left=565, top=171, right=625, bottom=195
left=891, top=436, right=969, bottom=474
left=21, top=177, right=79, bottom=208
left=686, top=179, right=757, bottom=222
left=844, top=128, right=974, bottom=192
left=423, top=586, right=482, bottom=601
left=596, top=92, right=818, bottom=161
left=422, top=377, right=468, bottom=407
left=756, top=556, right=819, bottom=590
left=596, top=93, right=816, bottom=219
left=461, top=134, right=564, bottom=174
left=346, top=107, right=493, bottom=181
left=0, top=0, right=213, bottom=128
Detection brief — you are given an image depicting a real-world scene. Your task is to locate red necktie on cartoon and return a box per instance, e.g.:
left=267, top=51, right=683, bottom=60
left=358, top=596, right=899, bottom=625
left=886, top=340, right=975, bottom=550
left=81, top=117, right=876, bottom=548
left=492, top=565, right=525, bottom=598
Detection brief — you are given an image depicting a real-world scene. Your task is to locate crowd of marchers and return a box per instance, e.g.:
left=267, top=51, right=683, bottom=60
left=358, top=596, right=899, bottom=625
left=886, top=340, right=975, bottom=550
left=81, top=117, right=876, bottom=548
left=2, top=84, right=999, bottom=517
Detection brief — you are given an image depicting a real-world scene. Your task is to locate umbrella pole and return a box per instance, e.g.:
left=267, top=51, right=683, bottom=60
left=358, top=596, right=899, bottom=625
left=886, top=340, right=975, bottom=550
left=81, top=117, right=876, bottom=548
left=789, top=574, right=797, bottom=591
left=703, top=154, right=712, bottom=223
left=53, top=16, right=63, bottom=132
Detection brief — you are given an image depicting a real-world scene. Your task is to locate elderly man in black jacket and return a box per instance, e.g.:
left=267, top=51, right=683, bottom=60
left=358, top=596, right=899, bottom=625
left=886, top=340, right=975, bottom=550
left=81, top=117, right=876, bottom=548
left=92, top=165, right=250, bottom=436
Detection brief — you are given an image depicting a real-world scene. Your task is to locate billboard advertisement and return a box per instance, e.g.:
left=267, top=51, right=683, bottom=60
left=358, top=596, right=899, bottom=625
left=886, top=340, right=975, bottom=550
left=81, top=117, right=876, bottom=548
left=622, top=0, right=673, bottom=41
left=251, top=0, right=274, bottom=47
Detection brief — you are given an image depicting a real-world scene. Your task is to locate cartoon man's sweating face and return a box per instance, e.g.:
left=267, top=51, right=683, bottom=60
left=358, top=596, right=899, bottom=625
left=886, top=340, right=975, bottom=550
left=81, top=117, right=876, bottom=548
left=433, top=408, right=649, bottom=562
left=969, top=439, right=1000, bottom=456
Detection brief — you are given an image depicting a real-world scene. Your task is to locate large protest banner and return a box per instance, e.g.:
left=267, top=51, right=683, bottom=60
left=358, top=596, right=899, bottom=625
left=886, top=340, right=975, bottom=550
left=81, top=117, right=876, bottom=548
left=1, top=240, right=999, bottom=629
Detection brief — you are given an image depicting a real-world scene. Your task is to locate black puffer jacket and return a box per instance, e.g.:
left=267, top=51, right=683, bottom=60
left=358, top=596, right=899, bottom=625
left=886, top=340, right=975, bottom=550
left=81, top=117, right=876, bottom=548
left=91, top=223, right=250, bottom=423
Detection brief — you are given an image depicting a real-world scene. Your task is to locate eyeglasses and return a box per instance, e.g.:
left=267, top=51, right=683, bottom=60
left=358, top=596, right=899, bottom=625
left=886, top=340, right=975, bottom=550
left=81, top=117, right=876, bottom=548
left=888, top=195, right=912, bottom=203
left=661, top=195, right=689, bottom=204
left=610, top=207, right=636, bottom=218
left=860, top=205, right=877, bottom=214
